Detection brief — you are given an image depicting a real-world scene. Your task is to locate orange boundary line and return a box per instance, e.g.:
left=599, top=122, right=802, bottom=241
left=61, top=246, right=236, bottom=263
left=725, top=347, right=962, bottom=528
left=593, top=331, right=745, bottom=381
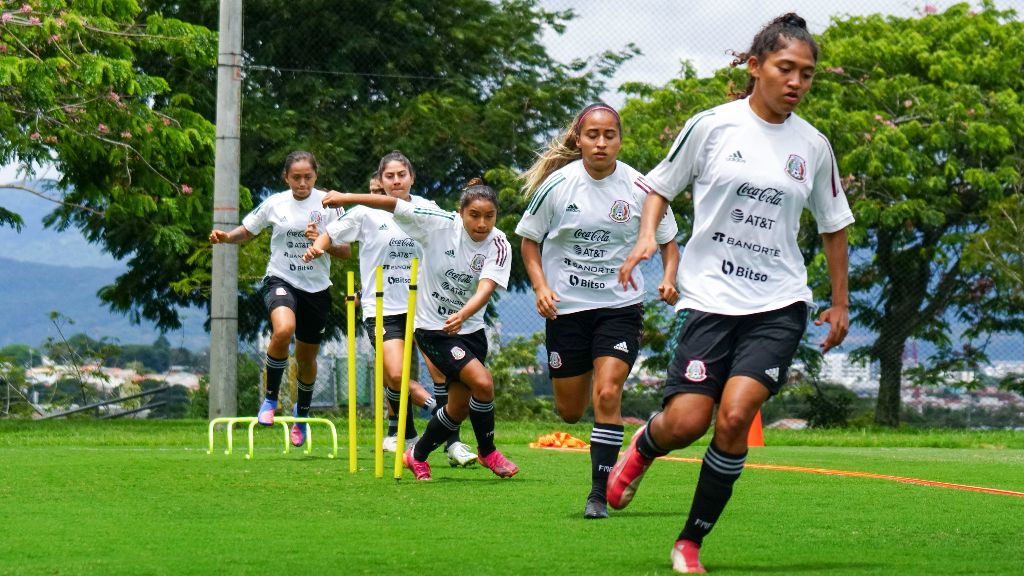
left=528, top=444, right=1024, bottom=498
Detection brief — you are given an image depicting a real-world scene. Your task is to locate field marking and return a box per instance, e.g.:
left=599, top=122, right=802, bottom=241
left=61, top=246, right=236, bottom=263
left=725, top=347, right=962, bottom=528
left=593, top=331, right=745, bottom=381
left=528, top=444, right=1024, bottom=498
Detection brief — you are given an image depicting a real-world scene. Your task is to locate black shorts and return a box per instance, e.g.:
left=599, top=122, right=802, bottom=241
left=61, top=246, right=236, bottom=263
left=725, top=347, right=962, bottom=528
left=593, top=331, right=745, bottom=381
left=663, top=301, right=808, bottom=402
left=545, top=303, right=643, bottom=379
left=414, top=329, right=487, bottom=384
left=363, top=314, right=409, bottom=349
left=261, top=276, right=331, bottom=345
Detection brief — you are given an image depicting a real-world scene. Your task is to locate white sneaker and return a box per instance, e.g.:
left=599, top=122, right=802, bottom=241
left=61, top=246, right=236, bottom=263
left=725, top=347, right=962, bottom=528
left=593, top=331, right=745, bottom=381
left=382, top=435, right=398, bottom=453
left=446, top=441, right=478, bottom=468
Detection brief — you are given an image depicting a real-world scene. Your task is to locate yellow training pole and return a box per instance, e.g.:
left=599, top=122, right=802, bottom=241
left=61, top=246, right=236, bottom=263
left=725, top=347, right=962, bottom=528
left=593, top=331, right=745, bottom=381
left=346, top=271, right=357, bottom=473
left=394, top=258, right=419, bottom=480
left=374, top=265, right=385, bottom=479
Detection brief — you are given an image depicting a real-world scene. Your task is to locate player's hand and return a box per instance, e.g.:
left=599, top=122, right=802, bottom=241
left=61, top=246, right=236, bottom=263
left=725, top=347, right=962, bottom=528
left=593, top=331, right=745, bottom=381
left=443, top=311, right=465, bottom=335
left=815, top=305, right=849, bottom=353
left=209, top=229, right=230, bottom=244
left=321, top=190, right=348, bottom=208
left=657, top=281, right=679, bottom=306
left=533, top=286, right=560, bottom=320
left=618, top=237, right=658, bottom=290
left=304, top=222, right=319, bottom=242
left=303, top=246, right=325, bottom=262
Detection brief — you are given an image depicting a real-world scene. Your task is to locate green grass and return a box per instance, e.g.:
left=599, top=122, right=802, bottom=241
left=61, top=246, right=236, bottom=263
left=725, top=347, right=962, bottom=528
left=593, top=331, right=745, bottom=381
left=1, top=420, right=1022, bottom=575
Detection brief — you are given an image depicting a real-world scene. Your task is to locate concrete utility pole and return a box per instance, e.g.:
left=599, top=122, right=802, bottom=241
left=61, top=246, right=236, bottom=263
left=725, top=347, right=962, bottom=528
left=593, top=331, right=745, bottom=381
left=209, top=0, right=243, bottom=418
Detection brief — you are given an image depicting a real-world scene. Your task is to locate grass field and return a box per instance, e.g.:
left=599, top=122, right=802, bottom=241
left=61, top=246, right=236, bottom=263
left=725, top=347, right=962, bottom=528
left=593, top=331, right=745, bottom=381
left=1, top=420, right=1023, bottom=575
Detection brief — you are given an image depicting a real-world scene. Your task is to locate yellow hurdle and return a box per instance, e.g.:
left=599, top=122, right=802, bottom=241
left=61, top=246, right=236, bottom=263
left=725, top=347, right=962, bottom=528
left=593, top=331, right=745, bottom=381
left=346, top=271, right=358, bottom=473
left=374, top=265, right=385, bottom=478
left=394, top=258, right=419, bottom=480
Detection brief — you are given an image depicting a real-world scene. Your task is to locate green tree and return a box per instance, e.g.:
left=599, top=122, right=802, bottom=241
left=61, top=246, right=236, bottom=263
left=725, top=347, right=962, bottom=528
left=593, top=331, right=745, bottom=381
left=618, top=4, right=1024, bottom=428
left=0, top=344, right=42, bottom=368
left=1, top=0, right=217, bottom=329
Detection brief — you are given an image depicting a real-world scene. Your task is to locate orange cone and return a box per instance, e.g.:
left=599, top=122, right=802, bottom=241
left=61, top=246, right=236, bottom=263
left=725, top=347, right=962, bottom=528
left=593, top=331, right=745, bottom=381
left=747, top=410, right=765, bottom=447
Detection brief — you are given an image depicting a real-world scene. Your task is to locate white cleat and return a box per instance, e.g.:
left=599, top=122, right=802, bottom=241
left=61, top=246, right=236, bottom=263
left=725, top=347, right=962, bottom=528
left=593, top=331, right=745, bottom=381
left=446, top=441, right=478, bottom=467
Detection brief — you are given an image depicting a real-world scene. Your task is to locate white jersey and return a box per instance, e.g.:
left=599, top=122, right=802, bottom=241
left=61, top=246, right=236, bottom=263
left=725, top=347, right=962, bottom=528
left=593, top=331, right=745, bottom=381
left=393, top=199, right=512, bottom=334
left=242, top=188, right=344, bottom=293
left=516, top=160, right=678, bottom=315
left=324, top=194, right=440, bottom=320
left=645, top=98, right=854, bottom=315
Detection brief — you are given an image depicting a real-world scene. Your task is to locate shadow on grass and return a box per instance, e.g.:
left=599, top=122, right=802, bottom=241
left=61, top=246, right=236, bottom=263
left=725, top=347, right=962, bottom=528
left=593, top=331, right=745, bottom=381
left=708, top=561, right=884, bottom=573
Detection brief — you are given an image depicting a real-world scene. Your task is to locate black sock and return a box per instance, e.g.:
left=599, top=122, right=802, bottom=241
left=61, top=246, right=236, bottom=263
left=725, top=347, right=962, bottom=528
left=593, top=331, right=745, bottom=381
left=387, top=416, right=399, bottom=437
left=385, top=387, right=418, bottom=439
left=679, top=443, right=747, bottom=545
left=264, top=353, right=288, bottom=402
left=590, top=423, right=624, bottom=501
left=636, top=414, right=670, bottom=460
left=295, top=378, right=314, bottom=417
left=468, top=396, right=496, bottom=457
left=433, top=382, right=461, bottom=447
left=413, top=406, right=459, bottom=461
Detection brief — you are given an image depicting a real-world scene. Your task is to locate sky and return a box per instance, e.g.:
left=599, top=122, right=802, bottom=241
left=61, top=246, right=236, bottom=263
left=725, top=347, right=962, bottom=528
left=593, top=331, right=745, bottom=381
left=540, top=0, right=1024, bottom=107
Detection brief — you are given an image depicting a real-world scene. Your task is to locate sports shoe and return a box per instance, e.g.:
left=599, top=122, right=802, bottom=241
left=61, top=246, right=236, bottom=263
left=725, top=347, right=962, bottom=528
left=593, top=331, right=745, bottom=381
left=446, top=442, right=478, bottom=467
left=290, top=406, right=306, bottom=447
left=607, top=425, right=655, bottom=510
left=403, top=447, right=432, bottom=481
left=583, top=495, right=608, bottom=519
left=382, top=435, right=398, bottom=453
left=478, top=449, right=519, bottom=478
left=257, top=398, right=277, bottom=426
left=670, top=539, right=705, bottom=574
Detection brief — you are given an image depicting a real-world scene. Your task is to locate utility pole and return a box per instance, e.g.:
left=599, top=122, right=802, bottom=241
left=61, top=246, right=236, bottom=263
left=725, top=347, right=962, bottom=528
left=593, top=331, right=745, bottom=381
left=209, top=0, right=242, bottom=418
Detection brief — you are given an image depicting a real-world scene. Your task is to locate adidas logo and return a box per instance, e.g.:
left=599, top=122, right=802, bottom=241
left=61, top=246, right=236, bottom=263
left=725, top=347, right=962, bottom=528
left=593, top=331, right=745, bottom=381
left=565, top=203, right=581, bottom=213
left=379, top=224, right=389, bottom=230
left=765, top=366, right=780, bottom=382
left=445, top=249, right=455, bottom=258
left=613, top=341, right=629, bottom=353
left=727, top=150, right=745, bottom=163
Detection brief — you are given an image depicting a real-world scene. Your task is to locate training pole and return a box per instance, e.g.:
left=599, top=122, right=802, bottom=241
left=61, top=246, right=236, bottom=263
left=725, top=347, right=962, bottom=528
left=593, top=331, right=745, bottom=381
left=346, top=271, right=357, bottom=473
left=374, top=266, right=385, bottom=478
left=394, top=259, right=419, bottom=480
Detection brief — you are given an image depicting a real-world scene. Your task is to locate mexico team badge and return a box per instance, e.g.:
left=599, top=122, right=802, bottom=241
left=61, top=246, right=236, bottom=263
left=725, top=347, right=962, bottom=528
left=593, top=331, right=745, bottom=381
left=470, top=253, right=486, bottom=272
left=784, top=154, right=806, bottom=182
left=685, top=359, right=707, bottom=382
left=451, top=346, right=466, bottom=360
left=549, top=352, right=563, bottom=369
left=609, top=200, right=630, bottom=223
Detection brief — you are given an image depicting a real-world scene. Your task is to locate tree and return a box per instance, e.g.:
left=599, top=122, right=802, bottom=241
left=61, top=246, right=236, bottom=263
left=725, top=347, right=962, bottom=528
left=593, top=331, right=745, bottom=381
left=618, top=3, right=1023, bottom=427
left=0, top=0, right=218, bottom=330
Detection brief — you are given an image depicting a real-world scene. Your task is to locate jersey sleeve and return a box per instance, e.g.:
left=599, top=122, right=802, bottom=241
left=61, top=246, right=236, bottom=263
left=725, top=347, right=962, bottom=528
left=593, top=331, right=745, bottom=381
left=807, top=133, right=855, bottom=234
left=325, top=206, right=364, bottom=243
left=480, top=234, right=513, bottom=289
left=393, top=198, right=458, bottom=243
left=515, top=172, right=565, bottom=242
left=654, top=204, right=679, bottom=245
left=241, top=198, right=271, bottom=235
left=643, top=110, right=716, bottom=201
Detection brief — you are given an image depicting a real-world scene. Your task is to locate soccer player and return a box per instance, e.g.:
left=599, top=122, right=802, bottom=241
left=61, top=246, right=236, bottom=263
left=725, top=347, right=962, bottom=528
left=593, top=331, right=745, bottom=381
left=516, top=103, right=680, bottom=519
left=305, top=179, right=518, bottom=480
left=208, top=151, right=348, bottom=447
left=607, top=14, right=854, bottom=573
left=313, top=151, right=475, bottom=467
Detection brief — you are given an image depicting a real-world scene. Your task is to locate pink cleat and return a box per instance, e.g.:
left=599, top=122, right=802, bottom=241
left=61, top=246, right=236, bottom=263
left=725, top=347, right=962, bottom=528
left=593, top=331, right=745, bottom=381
left=403, top=448, right=432, bottom=481
left=607, top=425, right=654, bottom=510
left=290, top=405, right=307, bottom=447
left=257, top=399, right=277, bottom=426
left=670, top=540, right=706, bottom=574
left=478, top=449, right=519, bottom=478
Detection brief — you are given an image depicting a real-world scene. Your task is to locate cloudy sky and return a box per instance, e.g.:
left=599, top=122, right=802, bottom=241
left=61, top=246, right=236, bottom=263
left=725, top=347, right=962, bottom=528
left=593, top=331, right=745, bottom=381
left=540, top=0, right=1024, bottom=106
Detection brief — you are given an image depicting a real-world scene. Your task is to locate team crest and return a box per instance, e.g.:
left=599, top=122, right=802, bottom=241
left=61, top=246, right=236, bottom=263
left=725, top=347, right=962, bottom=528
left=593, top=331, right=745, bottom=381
left=308, top=210, right=323, bottom=225
left=451, top=346, right=466, bottom=360
left=685, top=359, right=707, bottom=382
left=549, top=352, right=563, bottom=369
left=784, top=154, right=807, bottom=182
left=470, top=253, right=486, bottom=272
left=275, top=287, right=288, bottom=296
left=609, top=200, right=630, bottom=223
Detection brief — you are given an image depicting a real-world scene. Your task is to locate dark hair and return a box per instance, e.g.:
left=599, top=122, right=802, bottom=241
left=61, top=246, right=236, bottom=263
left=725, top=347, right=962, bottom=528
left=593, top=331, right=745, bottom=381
left=459, top=177, right=498, bottom=211
left=376, top=150, right=416, bottom=180
left=729, top=13, right=819, bottom=99
left=282, top=150, right=318, bottom=176
left=521, top=102, right=621, bottom=196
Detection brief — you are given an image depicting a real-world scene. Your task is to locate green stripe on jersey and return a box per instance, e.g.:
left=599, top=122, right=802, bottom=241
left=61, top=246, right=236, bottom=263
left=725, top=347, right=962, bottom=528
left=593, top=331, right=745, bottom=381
left=412, top=207, right=455, bottom=220
left=527, top=175, right=565, bottom=215
left=667, top=111, right=715, bottom=163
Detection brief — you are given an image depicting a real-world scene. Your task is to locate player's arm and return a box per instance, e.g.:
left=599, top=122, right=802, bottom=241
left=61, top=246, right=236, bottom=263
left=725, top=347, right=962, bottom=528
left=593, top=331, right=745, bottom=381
left=815, top=228, right=850, bottom=353
left=443, top=279, right=499, bottom=335
left=209, top=225, right=253, bottom=245
left=521, top=238, right=559, bottom=319
left=657, top=240, right=680, bottom=305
